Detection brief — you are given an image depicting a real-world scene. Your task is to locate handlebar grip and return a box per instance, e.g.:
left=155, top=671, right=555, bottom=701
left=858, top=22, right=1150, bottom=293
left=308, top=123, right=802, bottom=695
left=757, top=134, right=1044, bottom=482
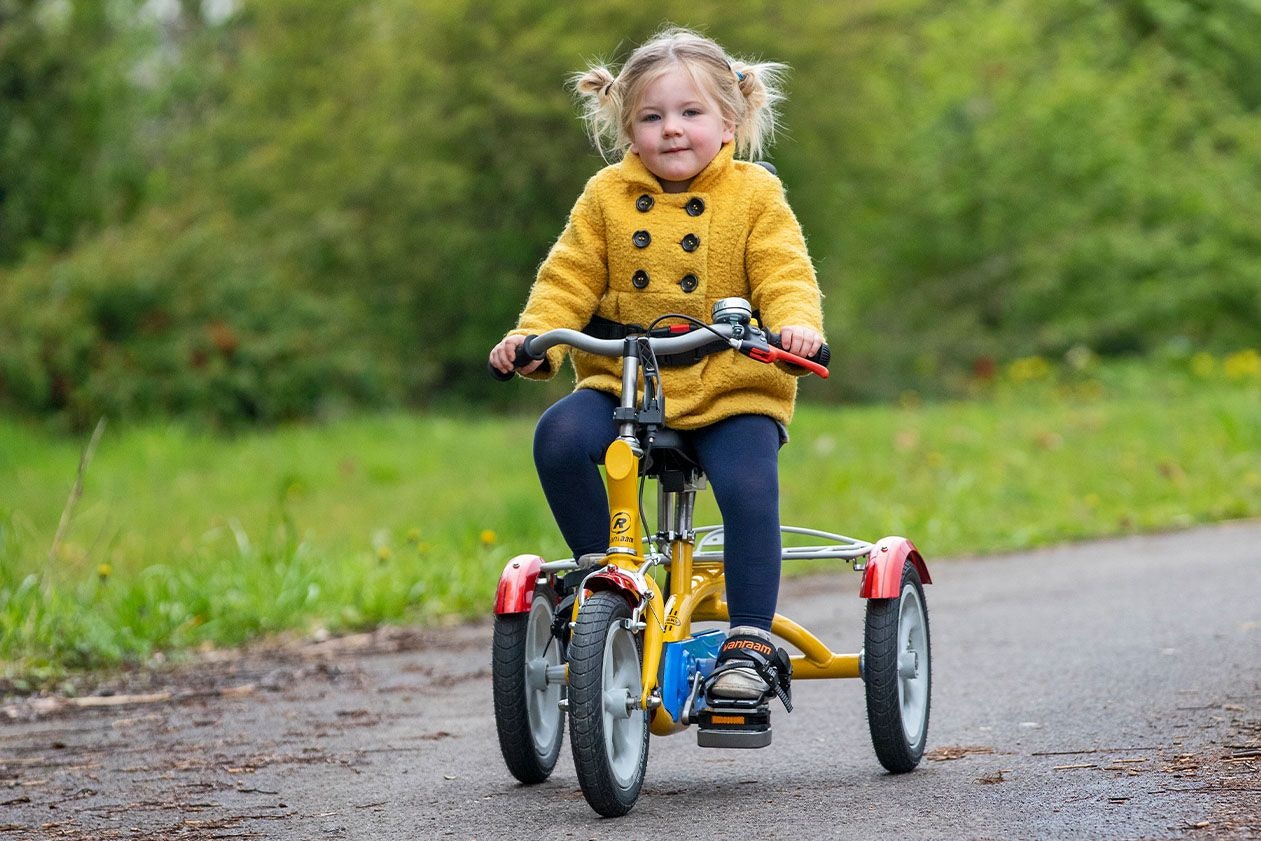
left=487, top=336, right=542, bottom=381
left=767, top=331, right=830, bottom=369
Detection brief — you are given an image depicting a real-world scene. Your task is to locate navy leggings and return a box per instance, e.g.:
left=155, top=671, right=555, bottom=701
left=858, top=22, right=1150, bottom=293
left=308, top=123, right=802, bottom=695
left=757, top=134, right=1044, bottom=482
left=533, top=388, right=782, bottom=631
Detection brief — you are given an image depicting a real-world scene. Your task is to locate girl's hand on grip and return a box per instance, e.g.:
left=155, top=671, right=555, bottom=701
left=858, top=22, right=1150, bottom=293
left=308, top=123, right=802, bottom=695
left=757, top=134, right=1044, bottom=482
left=778, top=325, right=823, bottom=359
left=490, top=334, right=543, bottom=376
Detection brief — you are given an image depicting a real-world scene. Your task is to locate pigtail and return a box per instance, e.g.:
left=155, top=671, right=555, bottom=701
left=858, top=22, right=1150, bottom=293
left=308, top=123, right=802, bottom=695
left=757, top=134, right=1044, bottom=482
left=570, top=65, right=623, bottom=162
left=728, top=59, right=789, bottom=161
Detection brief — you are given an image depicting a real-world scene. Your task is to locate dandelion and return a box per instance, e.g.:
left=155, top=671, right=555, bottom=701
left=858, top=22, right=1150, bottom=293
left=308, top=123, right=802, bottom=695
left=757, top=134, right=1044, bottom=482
left=1007, top=356, right=1051, bottom=383
left=480, top=529, right=498, bottom=547
left=406, top=528, right=422, bottom=544
left=376, top=545, right=393, bottom=563
left=1223, top=349, right=1261, bottom=381
left=97, top=563, right=112, bottom=581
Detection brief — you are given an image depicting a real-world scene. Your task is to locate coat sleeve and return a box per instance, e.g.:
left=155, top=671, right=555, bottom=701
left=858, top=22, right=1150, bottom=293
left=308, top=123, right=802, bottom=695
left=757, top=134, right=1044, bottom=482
left=744, top=179, right=824, bottom=340
left=510, top=176, right=609, bottom=379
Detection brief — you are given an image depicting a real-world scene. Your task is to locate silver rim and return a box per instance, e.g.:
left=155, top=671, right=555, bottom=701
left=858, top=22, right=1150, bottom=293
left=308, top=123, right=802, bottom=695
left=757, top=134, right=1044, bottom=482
left=601, top=621, right=645, bottom=788
left=524, top=596, right=562, bottom=754
left=896, top=583, right=929, bottom=744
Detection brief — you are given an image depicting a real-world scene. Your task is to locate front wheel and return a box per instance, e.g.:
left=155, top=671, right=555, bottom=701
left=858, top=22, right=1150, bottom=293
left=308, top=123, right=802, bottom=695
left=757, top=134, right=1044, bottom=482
left=863, top=560, right=931, bottom=772
left=492, top=585, right=565, bottom=783
left=567, top=592, right=649, bottom=817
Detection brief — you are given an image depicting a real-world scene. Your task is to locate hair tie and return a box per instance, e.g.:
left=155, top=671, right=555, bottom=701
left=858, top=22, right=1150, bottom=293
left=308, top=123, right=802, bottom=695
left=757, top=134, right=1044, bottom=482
left=601, top=81, right=613, bottom=97
left=736, top=71, right=746, bottom=82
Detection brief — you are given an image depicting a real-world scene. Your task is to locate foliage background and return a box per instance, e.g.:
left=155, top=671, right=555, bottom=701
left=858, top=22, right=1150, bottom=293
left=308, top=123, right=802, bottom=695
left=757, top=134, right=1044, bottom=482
left=2, top=0, right=1260, bottom=426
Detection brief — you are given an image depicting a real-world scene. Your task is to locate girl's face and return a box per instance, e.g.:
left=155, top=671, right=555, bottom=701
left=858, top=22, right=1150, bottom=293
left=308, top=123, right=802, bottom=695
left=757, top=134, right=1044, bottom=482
left=628, top=65, right=734, bottom=193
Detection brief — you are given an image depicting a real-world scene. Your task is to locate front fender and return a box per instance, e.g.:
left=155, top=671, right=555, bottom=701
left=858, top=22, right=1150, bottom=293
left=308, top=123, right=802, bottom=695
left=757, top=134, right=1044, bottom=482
left=582, top=567, right=645, bottom=609
left=494, top=553, right=545, bottom=614
left=859, top=537, right=931, bottom=599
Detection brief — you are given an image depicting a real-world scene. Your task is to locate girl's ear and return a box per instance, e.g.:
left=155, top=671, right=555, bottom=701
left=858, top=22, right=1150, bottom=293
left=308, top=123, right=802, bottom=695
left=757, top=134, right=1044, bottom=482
left=722, top=122, right=735, bottom=144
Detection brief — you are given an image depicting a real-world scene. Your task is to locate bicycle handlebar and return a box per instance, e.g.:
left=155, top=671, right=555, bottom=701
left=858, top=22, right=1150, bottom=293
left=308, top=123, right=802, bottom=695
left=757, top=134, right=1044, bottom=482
left=489, top=322, right=829, bottom=381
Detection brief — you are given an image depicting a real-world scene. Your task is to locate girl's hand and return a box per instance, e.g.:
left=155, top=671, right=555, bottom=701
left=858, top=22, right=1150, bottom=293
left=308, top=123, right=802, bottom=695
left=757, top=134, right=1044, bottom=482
left=489, top=334, right=544, bottom=376
left=778, top=325, right=824, bottom=359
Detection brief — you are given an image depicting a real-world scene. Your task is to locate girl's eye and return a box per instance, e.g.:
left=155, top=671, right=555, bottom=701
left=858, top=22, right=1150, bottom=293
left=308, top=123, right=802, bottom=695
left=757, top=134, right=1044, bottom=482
left=641, top=113, right=660, bottom=123
left=684, top=108, right=701, bottom=117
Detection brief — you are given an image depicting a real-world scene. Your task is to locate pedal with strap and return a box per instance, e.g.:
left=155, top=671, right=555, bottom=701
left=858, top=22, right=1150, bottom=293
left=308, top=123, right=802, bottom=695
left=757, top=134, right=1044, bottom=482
left=695, top=633, right=793, bottom=749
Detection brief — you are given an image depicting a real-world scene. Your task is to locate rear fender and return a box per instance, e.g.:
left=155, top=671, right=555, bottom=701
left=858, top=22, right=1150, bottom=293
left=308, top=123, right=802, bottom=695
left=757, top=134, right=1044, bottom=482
left=859, top=537, right=931, bottom=599
left=494, top=554, right=546, bottom=615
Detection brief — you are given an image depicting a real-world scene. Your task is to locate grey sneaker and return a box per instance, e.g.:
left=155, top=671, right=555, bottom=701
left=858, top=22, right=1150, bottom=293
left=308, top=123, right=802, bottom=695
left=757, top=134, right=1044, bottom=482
left=706, top=626, right=776, bottom=701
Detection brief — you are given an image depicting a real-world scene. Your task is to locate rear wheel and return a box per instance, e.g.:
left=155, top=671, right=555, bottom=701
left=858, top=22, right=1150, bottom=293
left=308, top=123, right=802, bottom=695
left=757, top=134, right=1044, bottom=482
left=492, top=585, right=565, bottom=783
left=568, top=592, right=649, bottom=817
left=863, top=561, right=931, bottom=772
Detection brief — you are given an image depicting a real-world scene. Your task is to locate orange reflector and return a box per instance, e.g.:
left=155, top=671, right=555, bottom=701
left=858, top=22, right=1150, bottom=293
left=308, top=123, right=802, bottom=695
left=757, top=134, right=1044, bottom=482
left=710, top=715, right=746, bottom=725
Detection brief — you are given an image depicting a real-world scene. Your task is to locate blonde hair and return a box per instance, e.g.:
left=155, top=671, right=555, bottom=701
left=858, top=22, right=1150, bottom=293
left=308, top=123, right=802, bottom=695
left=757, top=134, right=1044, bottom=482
left=571, top=27, right=788, bottom=162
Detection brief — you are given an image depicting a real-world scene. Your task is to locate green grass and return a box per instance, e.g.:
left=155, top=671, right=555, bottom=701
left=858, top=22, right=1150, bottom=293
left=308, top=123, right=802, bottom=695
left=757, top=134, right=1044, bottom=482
left=2, top=356, right=1259, bottom=682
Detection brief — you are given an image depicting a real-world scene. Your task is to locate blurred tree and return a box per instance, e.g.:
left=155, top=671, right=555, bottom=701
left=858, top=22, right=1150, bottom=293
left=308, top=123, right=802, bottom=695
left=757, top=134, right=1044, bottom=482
left=2, top=0, right=1260, bottom=425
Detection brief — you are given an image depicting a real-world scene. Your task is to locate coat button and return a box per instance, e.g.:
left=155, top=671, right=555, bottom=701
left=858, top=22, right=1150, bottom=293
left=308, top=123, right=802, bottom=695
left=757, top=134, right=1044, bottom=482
left=636, top=195, right=654, bottom=212
left=681, top=233, right=699, bottom=253
left=632, top=270, right=650, bottom=289
left=685, top=197, right=705, bottom=217
left=679, top=274, right=698, bottom=293
left=632, top=230, right=651, bottom=248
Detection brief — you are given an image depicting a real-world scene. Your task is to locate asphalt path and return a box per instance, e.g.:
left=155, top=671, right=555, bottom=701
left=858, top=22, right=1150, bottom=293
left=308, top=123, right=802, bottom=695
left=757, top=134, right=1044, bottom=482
left=2, top=521, right=1259, bottom=840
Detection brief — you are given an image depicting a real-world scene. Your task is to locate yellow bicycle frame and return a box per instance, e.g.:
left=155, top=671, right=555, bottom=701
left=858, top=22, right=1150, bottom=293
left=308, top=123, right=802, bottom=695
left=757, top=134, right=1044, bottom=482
left=578, top=436, right=863, bottom=737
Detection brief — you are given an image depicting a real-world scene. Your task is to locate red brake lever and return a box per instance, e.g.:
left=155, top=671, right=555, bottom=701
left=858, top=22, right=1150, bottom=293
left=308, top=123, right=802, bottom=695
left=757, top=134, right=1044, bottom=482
left=743, top=344, right=830, bottom=378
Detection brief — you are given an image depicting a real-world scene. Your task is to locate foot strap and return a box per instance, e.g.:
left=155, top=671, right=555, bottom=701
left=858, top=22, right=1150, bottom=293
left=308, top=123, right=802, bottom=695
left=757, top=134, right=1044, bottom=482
left=704, top=634, right=793, bottom=712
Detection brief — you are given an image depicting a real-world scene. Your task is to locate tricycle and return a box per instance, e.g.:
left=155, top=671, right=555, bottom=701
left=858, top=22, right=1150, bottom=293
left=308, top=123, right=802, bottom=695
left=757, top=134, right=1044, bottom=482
left=490, top=298, right=932, bottom=816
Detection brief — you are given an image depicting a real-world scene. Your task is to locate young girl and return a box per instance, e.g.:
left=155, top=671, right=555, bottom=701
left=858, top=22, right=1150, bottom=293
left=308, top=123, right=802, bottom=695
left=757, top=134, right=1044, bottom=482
left=489, top=27, right=823, bottom=705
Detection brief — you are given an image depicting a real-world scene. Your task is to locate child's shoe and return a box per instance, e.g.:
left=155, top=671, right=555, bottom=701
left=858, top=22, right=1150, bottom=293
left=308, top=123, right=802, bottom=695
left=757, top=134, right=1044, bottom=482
left=704, top=626, right=793, bottom=711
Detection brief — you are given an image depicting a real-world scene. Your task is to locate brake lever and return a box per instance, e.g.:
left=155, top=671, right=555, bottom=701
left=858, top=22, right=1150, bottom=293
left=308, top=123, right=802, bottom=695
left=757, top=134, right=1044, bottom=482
left=738, top=338, right=830, bottom=378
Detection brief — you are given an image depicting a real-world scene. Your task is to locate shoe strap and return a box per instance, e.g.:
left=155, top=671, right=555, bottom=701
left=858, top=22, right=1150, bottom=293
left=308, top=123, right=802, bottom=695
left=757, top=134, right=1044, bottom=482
left=706, top=634, right=794, bottom=712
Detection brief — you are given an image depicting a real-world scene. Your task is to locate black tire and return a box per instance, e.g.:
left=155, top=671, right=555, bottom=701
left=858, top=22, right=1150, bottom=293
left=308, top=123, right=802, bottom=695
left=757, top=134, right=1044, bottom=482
left=492, top=585, right=565, bottom=783
left=568, top=592, right=649, bottom=817
left=863, top=560, right=931, bottom=773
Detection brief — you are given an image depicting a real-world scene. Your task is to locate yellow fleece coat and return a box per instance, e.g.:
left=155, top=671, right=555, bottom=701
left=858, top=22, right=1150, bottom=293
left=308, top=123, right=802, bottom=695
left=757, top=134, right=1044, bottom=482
left=512, top=143, right=823, bottom=429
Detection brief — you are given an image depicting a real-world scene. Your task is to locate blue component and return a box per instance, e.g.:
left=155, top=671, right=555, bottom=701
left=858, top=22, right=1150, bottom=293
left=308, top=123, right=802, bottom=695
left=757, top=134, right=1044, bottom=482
left=659, top=630, right=724, bottom=722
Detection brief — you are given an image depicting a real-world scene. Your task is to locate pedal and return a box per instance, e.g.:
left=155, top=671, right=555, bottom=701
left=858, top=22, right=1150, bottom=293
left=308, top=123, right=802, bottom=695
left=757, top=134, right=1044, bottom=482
left=696, top=701, right=772, bottom=749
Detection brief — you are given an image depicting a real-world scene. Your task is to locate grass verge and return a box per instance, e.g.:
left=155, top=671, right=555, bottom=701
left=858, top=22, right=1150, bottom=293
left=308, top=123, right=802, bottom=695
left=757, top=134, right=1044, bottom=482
left=2, top=356, right=1258, bottom=683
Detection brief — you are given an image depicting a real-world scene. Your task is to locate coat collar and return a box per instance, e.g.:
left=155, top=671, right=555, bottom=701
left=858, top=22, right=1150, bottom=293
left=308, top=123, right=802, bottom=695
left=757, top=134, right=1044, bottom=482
left=619, top=142, right=736, bottom=194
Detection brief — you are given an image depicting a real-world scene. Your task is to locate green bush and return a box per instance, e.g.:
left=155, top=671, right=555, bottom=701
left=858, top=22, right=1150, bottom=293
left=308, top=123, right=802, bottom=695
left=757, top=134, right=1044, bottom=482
left=2, top=0, right=1260, bottom=423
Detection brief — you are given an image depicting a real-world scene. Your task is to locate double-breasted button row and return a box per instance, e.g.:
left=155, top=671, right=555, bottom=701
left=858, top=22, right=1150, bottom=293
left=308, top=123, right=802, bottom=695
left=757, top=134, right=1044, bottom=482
left=634, top=193, right=704, bottom=217
left=628, top=193, right=704, bottom=293
left=628, top=271, right=700, bottom=293
left=632, top=230, right=700, bottom=253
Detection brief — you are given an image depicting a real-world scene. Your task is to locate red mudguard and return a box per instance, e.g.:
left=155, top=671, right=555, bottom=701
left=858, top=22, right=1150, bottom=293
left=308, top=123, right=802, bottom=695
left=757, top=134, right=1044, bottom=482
left=582, top=567, right=644, bottom=607
left=494, top=554, right=545, bottom=615
left=859, top=536, right=932, bottom=599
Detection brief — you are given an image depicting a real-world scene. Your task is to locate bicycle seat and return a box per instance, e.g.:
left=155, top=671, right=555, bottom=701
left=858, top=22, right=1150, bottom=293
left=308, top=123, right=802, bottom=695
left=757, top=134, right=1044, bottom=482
left=641, top=427, right=703, bottom=490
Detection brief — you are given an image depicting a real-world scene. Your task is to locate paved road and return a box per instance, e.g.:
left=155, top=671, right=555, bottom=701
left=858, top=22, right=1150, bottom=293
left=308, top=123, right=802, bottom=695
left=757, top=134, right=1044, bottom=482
left=2, top=522, right=1259, bottom=840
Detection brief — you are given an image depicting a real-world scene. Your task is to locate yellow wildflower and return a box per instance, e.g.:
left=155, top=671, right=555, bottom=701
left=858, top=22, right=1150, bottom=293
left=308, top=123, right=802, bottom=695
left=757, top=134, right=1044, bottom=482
left=1223, top=349, right=1261, bottom=381
left=1007, top=356, right=1051, bottom=383
left=480, top=529, right=498, bottom=546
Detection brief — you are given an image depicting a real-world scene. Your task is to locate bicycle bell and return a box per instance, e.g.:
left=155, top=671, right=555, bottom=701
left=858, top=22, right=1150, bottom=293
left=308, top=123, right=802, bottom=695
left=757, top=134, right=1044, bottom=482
left=712, top=297, right=753, bottom=326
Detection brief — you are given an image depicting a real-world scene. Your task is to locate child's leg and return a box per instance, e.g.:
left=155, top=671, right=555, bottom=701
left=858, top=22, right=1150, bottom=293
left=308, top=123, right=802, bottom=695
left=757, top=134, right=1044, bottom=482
left=533, top=389, right=619, bottom=560
left=692, top=414, right=792, bottom=705
left=689, top=414, right=783, bottom=631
